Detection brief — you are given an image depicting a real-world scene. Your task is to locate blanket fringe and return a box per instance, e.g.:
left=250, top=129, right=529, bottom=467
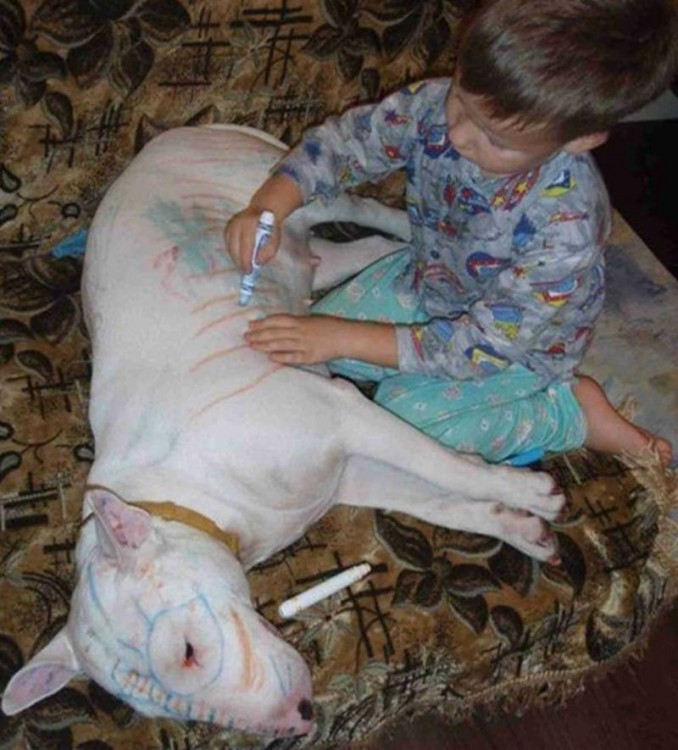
left=358, top=603, right=675, bottom=749
left=356, top=446, right=678, bottom=750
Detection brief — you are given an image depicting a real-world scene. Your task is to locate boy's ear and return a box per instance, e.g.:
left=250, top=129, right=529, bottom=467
left=563, top=131, right=609, bottom=154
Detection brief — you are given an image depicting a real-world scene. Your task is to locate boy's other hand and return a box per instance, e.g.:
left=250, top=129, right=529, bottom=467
left=245, top=314, right=350, bottom=365
left=245, top=315, right=399, bottom=369
left=225, top=208, right=281, bottom=273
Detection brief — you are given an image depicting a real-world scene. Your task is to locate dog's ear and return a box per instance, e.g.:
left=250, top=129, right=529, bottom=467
left=85, top=488, right=154, bottom=567
left=1, top=629, right=80, bottom=715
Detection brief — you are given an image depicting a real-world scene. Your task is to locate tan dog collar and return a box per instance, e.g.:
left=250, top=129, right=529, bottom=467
left=133, top=500, right=240, bottom=557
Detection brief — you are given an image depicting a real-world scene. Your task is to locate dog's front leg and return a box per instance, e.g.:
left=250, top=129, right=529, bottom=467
left=300, top=194, right=411, bottom=242
left=309, top=234, right=406, bottom=292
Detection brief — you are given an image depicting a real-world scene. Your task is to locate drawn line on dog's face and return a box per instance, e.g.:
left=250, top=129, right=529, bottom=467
left=267, top=652, right=293, bottom=697
left=231, top=609, right=260, bottom=691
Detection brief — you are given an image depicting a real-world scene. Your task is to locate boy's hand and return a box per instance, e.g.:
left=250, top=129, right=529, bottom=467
left=225, top=208, right=281, bottom=273
left=245, top=315, right=399, bottom=368
left=224, top=174, right=304, bottom=272
left=245, top=315, right=350, bottom=364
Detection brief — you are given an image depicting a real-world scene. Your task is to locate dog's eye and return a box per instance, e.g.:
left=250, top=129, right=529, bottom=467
left=149, top=597, right=223, bottom=692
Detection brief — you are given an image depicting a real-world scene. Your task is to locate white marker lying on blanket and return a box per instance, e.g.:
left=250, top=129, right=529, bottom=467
left=239, top=210, right=275, bottom=306
left=278, top=563, right=372, bottom=619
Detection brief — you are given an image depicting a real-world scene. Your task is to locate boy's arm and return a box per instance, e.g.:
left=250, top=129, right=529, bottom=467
left=226, top=82, right=428, bottom=270
left=272, top=82, right=432, bottom=205
left=244, top=237, right=604, bottom=380
left=245, top=315, right=398, bottom=368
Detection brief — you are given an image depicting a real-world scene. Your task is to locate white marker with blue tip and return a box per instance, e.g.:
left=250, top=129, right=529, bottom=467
left=238, top=210, right=275, bottom=306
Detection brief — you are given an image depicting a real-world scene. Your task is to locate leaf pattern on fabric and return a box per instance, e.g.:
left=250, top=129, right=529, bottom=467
left=31, top=0, right=189, bottom=93
left=0, top=164, right=21, bottom=193
left=87, top=681, right=138, bottom=728
left=0, top=318, right=33, bottom=343
left=364, top=0, right=476, bottom=66
left=586, top=610, right=630, bottom=662
left=375, top=511, right=433, bottom=569
left=0, top=262, right=54, bottom=311
left=0, top=203, right=19, bottom=226
left=442, top=562, right=501, bottom=597
left=490, top=605, right=524, bottom=647
left=0, top=0, right=66, bottom=106
left=540, top=531, right=587, bottom=595
left=433, top=525, right=502, bottom=557
left=0, top=451, right=21, bottom=482
left=16, top=348, right=53, bottom=379
left=446, top=591, right=489, bottom=634
left=488, top=543, right=538, bottom=596
left=41, top=90, right=75, bottom=137
left=303, top=0, right=380, bottom=81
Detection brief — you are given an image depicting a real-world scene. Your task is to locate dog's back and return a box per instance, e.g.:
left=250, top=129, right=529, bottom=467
left=82, top=125, right=344, bottom=565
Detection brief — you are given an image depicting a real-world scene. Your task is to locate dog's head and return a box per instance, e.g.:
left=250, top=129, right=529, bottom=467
left=1, top=490, right=314, bottom=737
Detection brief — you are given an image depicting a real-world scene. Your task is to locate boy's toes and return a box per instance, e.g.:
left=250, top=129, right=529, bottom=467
left=651, top=437, right=673, bottom=466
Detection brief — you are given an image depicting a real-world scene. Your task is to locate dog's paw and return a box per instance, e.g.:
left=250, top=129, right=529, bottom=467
left=493, top=504, right=561, bottom=563
left=496, top=467, right=566, bottom=521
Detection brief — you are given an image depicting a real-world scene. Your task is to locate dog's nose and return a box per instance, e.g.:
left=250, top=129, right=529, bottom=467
left=297, top=698, right=314, bottom=721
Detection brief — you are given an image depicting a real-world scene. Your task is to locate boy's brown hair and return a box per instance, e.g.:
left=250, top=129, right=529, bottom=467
left=457, top=0, right=678, bottom=142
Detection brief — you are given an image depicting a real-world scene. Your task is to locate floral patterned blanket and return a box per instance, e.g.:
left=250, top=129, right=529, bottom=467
left=1, top=1, right=676, bottom=748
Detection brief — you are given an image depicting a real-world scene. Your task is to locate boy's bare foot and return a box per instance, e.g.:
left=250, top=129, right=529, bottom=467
left=572, top=375, right=673, bottom=466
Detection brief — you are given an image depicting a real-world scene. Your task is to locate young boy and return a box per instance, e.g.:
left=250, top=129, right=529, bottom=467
left=226, top=0, right=676, bottom=465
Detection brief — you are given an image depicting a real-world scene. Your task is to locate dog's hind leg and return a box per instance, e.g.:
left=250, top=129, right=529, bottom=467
left=330, top=379, right=565, bottom=522
left=335, top=455, right=560, bottom=561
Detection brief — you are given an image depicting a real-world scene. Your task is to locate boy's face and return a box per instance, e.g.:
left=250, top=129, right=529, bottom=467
left=444, top=81, right=563, bottom=176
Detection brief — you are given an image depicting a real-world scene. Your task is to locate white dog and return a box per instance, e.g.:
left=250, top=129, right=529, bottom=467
left=1, top=126, right=564, bottom=738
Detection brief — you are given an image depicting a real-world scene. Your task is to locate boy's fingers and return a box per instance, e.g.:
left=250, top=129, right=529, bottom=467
left=269, top=351, right=308, bottom=365
left=246, top=329, right=300, bottom=348
left=257, top=244, right=276, bottom=265
left=248, top=314, right=297, bottom=330
left=250, top=337, right=302, bottom=353
left=225, top=229, right=248, bottom=271
left=253, top=228, right=280, bottom=266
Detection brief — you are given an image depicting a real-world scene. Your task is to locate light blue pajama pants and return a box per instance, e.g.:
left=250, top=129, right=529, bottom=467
left=311, top=249, right=586, bottom=463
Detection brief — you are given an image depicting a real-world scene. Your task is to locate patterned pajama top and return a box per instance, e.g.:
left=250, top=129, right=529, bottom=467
left=275, top=79, right=611, bottom=384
